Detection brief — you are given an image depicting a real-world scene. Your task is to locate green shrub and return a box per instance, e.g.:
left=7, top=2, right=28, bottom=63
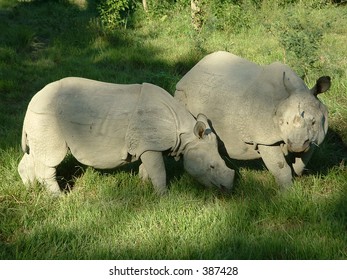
left=145, top=0, right=178, bottom=18
left=267, top=7, right=331, bottom=78
left=97, top=0, right=137, bottom=29
left=205, top=1, right=252, bottom=33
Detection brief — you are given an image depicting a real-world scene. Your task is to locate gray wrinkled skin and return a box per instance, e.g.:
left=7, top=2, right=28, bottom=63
left=18, top=77, right=235, bottom=196
left=175, top=51, right=331, bottom=188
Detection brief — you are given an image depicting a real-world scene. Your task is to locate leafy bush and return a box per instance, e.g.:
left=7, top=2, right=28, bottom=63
left=97, top=0, right=137, bottom=29
left=145, top=0, right=181, bottom=18
left=267, top=7, right=331, bottom=78
left=184, top=0, right=254, bottom=33
left=206, top=0, right=253, bottom=33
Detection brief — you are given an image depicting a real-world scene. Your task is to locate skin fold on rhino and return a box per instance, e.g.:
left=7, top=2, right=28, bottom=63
left=175, top=51, right=331, bottom=188
left=18, top=77, right=235, bottom=196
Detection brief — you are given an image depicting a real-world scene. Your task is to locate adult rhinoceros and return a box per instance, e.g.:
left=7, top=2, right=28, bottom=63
left=175, top=51, right=331, bottom=188
left=18, top=77, right=235, bottom=196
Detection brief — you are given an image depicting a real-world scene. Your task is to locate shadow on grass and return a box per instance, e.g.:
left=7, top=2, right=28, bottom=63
left=56, top=153, right=185, bottom=193
left=307, top=128, right=347, bottom=175
left=0, top=0, right=199, bottom=107
left=4, top=190, right=346, bottom=260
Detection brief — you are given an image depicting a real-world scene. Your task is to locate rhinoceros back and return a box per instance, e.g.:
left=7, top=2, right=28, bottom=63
left=28, top=77, right=141, bottom=168
left=176, top=51, right=307, bottom=149
left=176, top=51, right=261, bottom=108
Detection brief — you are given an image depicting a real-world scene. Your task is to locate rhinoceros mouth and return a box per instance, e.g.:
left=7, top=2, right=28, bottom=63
left=210, top=181, right=231, bottom=191
left=288, top=146, right=310, bottom=154
left=220, top=185, right=232, bottom=192
left=288, top=145, right=311, bottom=153
left=287, top=139, right=311, bottom=153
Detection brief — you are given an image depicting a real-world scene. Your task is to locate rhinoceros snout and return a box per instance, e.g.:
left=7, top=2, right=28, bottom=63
left=208, top=168, right=234, bottom=191
left=287, top=138, right=311, bottom=153
left=220, top=169, right=235, bottom=190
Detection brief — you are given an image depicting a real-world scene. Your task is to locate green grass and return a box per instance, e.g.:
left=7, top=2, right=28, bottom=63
left=0, top=0, right=346, bottom=259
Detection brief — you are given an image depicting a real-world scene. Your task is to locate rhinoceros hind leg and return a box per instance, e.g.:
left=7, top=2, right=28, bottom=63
left=18, top=153, right=61, bottom=196
left=258, top=145, right=293, bottom=189
left=18, top=153, right=36, bottom=186
left=34, top=161, right=61, bottom=196
left=140, top=151, right=167, bottom=195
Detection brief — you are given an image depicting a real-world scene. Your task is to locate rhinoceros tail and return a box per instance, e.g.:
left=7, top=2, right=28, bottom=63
left=21, top=126, right=29, bottom=154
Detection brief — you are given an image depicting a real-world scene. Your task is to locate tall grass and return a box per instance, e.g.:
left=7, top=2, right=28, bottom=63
left=0, top=0, right=346, bottom=259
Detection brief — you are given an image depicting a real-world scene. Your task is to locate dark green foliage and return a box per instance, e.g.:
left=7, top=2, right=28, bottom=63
left=97, top=0, right=137, bottom=29
left=269, top=10, right=330, bottom=78
left=203, top=0, right=252, bottom=33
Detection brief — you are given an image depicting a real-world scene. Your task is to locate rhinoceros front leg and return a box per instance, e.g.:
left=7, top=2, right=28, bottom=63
left=140, top=151, right=167, bottom=195
left=139, top=163, right=149, bottom=181
left=258, top=145, right=293, bottom=189
left=292, top=147, right=315, bottom=176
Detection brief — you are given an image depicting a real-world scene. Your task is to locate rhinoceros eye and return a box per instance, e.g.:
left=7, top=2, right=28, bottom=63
left=311, top=118, right=316, bottom=125
left=210, top=165, right=215, bottom=169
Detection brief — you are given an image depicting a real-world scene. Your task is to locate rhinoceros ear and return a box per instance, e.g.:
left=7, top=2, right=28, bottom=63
left=311, top=76, right=331, bottom=96
left=283, top=71, right=297, bottom=93
left=194, top=121, right=205, bottom=138
left=194, top=114, right=211, bottom=138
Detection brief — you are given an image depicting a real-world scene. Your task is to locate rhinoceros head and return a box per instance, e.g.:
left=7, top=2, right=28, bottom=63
left=276, top=74, right=331, bottom=153
left=183, top=114, right=235, bottom=190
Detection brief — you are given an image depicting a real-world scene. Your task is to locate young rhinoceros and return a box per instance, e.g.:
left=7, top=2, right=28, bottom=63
left=175, top=51, right=331, bottom=188
left=18, top=77, right=235, bottom=195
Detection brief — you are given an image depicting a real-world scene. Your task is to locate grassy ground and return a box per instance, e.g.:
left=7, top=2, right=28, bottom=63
left=0, top=0, right=346, bottom=259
